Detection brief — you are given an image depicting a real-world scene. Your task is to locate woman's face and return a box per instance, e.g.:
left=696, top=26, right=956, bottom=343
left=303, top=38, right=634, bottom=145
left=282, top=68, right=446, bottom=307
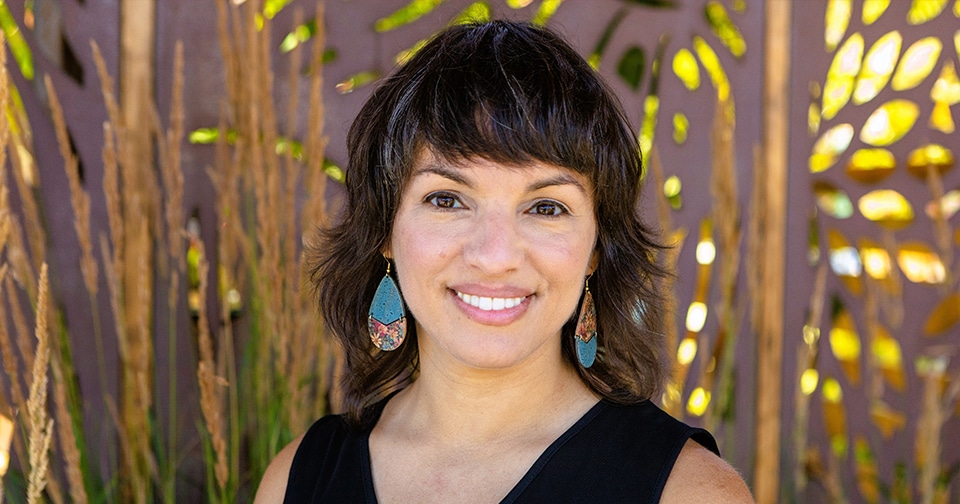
left=388, top=151, right=599, bottom=372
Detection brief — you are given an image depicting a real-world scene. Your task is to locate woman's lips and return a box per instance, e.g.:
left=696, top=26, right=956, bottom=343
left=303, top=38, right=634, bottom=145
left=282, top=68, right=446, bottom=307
left=450, top=288, right=532, bottom=325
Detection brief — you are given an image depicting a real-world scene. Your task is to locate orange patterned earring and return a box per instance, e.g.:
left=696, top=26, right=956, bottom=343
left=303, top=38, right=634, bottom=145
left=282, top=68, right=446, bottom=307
left=574, top=278, right=597, bottom=368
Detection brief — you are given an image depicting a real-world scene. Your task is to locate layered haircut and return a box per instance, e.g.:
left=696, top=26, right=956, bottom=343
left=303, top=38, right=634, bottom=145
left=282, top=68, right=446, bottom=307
left=311, top=20, right=669, bottom=427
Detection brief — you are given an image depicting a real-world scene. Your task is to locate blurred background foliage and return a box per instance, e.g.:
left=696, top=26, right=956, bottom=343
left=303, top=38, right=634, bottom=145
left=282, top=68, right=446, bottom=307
left=0, top=0, right=957, bottom=502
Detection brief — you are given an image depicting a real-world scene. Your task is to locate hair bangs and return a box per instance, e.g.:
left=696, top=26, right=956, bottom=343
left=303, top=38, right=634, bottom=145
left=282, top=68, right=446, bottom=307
left=402, top=23, right=602, bottom=175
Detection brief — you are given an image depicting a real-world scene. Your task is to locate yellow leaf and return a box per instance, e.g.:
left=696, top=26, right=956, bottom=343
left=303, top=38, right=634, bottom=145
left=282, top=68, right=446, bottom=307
left=858, top=189, right=914, bottom=230
left=860, top=99, right=919, bottom=146
left=853, top=31, right=901, bottom=105
left=891, top=37, right=942, bottom=90
left=923, top=292, right=960, bottom=335
left=822, top=33, right=864, bottom=120
left=846, top=148, right=896, bottom=184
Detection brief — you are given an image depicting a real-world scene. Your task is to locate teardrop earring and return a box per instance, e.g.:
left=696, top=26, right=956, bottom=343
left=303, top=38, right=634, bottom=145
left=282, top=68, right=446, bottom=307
left=368, top=260, right=407, bottom=351
left=574, top=278, right=597, bottom=368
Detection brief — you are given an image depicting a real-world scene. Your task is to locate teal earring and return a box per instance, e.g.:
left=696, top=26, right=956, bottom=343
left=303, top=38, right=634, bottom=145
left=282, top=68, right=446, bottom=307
left=368, top=260, right=407, bottom=351
left=574, top=279, right=597, bottom=368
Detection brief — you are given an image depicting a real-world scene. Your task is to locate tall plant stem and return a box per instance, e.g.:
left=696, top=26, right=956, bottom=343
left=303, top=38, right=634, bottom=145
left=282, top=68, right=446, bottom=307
left=164, top=283, right=178, bottom=504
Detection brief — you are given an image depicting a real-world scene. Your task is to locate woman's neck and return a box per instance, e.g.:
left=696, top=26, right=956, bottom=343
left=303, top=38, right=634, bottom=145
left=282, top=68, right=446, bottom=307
left=378, top=351, right=598, bottom=446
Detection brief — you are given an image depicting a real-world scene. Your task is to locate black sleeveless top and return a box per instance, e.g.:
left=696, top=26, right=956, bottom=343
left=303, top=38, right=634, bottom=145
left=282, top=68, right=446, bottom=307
left=284, top=399, right=719, bottom=503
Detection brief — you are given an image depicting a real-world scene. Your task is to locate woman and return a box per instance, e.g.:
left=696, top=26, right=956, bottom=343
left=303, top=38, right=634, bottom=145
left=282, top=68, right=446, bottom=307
left=256, top=20, right=754, bottom=503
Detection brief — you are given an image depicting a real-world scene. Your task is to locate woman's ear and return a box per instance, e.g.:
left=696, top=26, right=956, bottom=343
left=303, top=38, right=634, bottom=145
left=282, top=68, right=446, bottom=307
left=587, top=249, right=599, bottom=275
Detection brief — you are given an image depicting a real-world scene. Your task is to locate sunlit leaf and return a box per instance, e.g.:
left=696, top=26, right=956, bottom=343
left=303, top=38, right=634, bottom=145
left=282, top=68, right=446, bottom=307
left=505, top=0, right=534, bottom=7
left=858, top=189, right=915, bottom=229
left=891, top=37, right=942, bottom=91
left=822, top=377, right=849, bottom=456
left=930, top=62, right=960, bottom=133
left=664, top=174, right=682, bottom=209
left=860, top=99, right=919, bottom=146
left=686, top=387, right=710, bottom=417
left=809, top=102, right=821, bottom=136
left=686, top=301, right=707, bottom=332
left=931, top=61, right=960, bottom=104
left=588, top=9, right=627, bottom=70
left=955, top=0, right=960, bottom=17
left=853, top=31, right=901, bottom=105
left=672, top=113, right=689, bottom=144
left=907, top=0, right=948, bottom=24
left=830, top=309, right=862, bottom=382
left=375, top=0, right=447, bottom=32
left=813, top=181, right=855, bottom=219
left=801, top=368, right=820, bottom=395
left=871, top=325, right=905, bottom=391
left=854, top=437, right=880, bottom=503
left=906, top=144, right=954, bottom=179
left=532, top=0, right=564, bottom=25
left=677, top=337, right=697, bottom=365
left=0, top=1, right=34, bottom=80
left=870, top=403, right=906, bottom=440
left=828, top=228, right=862, bottom=294
left=930, top=101, right=956, bottom=133
left=897, top=241, right=946, bottom=284
left=810, top=123, right=854, bottom=173
left=639, top=95, right=659, bottom=162
left=672, top=48, right=700, bottom=90
left=825, top=0, right=853, bottom=52
left=704, top=1, right=746, bottom=58
left=693, top=36, right=731, bottom=104
left=280, top=19, right=320, bottom=53
left=618, top=46, right=646, bottom=91
left=395, top=2, right=491, bottom=64
left=263, top=0, right=292, bottom=19
left=862, top=0, right=891, bottom=24
left=822, top=33, right=864, bottom=120
left=860, top=238, right=892, bottom=280
left=923, top=292, right=960, bottom=335
left=926, top=189, right=960, bottom=220
left=323, top=159, right=345, bottom=183
left=335, top=70, right=380, bottom=94
left=847, top=148, right=896, bottom=184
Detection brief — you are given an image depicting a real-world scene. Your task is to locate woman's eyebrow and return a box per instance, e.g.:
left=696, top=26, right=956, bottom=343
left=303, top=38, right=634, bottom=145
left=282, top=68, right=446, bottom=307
left=527, top=173, right=588, bottom=194
left=411, top=164, right=473, bottom=188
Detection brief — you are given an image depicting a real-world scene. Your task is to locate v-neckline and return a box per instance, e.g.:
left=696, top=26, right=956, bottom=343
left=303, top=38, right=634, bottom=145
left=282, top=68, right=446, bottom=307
left=359, top=398, right=608, bottom=504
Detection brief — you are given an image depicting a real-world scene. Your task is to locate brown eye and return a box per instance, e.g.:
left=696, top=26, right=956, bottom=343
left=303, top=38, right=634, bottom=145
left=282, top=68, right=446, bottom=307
left=531, top=201, right=566, bottom=216
left=427, top=192, right=462, bottom=209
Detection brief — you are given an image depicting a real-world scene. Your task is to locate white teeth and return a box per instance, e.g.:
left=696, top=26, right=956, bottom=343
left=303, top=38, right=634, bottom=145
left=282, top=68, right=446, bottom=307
left=456, top=291, right=525, bottom=311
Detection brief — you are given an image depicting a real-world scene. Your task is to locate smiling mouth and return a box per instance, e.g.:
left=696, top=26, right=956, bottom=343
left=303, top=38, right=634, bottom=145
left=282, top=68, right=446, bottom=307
left=455, top=291, right=527, bottom=311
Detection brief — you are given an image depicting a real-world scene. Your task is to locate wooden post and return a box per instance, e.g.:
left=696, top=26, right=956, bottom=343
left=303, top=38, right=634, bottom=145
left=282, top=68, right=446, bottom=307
left=755, top=0, right=791, bottom=502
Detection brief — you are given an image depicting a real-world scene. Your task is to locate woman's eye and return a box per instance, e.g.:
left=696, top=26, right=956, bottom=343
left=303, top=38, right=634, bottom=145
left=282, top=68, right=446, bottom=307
left=531, top=201, right=566, bottom=216
left=427, top=193, right=462, bottom=209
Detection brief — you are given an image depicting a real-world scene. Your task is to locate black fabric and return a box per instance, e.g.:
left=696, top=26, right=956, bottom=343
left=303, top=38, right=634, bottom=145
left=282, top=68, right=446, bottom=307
left=284, top=399, right=718, bottom=503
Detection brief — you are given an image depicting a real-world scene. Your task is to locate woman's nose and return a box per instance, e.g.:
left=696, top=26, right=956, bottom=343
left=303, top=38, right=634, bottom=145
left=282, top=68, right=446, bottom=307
left=463, top=210, right=523, bottom=274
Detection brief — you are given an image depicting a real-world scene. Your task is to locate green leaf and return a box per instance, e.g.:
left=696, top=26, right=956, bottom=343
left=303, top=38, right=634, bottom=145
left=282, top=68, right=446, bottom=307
left=0, top=1, right=34, bottom=80
left=588, top=9, right=627, bottom=70
left=704, top=0, right=746, bottom=58
left=532, top=0, right=564, bottom=25
left=280, top=19, right=318, bottom=52
left=617, top=46, right=646, bottom=90
left=323, top=159, right=345, bottom=183
left=375, top=0, right=447, bottom=32
left=189, top=128, right=221, bottom=144
left=263, top=0, right=293, bottom=19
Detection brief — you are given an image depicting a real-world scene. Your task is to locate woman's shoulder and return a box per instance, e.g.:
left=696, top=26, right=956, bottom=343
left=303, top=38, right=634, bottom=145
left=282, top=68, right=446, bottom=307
left=252, top=414, right=358, bottom=504
left=660, top=439, right=755, bottom=503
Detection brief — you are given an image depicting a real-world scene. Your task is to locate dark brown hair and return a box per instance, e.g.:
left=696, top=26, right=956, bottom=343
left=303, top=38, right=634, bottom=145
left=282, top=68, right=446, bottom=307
left=310, top=20, right=668, bottom=427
